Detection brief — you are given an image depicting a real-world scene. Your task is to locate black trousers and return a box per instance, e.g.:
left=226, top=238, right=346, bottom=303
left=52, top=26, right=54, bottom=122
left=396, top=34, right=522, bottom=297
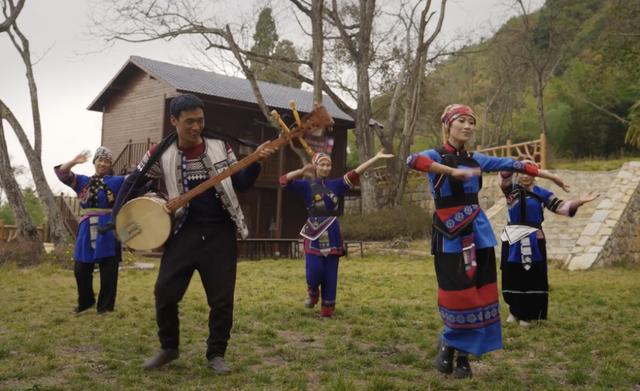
left=74, top=255, right=119, bottom=312
left=501, top=240, right=549, bottom=321
left=155, top=220, right=238, bottom=359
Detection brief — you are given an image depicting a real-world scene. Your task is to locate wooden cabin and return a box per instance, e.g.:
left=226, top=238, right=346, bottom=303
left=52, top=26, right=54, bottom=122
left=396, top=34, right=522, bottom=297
left=88, top=56, right=356, bottom=240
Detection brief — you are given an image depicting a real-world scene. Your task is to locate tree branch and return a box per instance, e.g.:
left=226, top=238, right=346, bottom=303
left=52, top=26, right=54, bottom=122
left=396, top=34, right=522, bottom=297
left=0, top=0, right=24, bottom=32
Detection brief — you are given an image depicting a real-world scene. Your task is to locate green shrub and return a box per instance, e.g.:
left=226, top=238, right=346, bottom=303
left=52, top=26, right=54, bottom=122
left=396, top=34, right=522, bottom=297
left=341, top=204, right=431, bottom=241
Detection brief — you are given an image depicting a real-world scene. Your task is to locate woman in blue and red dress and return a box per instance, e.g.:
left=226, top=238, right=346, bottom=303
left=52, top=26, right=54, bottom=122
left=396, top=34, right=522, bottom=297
left=499, top=163, right=598, bottom=326
left=406, top=104, right=569, bottom=378
left=280, top=150, right=392, bottom=318
left=55, top=147, right=125, bottom=314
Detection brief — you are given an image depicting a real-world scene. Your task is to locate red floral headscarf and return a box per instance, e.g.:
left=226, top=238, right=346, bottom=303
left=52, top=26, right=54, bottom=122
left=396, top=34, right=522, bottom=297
left=440, top=104, right=477, bottom=129
left=312, top=152, right=331, bottom=166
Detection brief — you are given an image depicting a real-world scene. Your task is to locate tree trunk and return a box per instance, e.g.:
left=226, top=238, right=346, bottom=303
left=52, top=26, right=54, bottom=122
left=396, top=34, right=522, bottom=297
left=311, top=0, right=323, bottom=105
left=0, top=119, right=42, bottom=256
left=354, top=81, right=377, bottom=212
left=353, top=0, right=377, bottom=214
left=0, top=100, right=68, bottom=247
left=379, top=75, right=404, bottom=206
left=534, top=77, right=548, bottom=136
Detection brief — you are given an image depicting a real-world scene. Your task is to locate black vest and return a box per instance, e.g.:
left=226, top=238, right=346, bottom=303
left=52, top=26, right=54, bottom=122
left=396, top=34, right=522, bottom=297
left=433, top=145, right=482, bottom=209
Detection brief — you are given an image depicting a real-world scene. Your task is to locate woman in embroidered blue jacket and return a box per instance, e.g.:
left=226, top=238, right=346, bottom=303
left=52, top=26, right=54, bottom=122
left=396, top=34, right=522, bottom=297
left=406, top=104, right=569, bottom=379
left=54, top=147, right=125, bottom=314
left=499, top=166, right=599, bottom=326
left=280, top=150, right=392, bottom=317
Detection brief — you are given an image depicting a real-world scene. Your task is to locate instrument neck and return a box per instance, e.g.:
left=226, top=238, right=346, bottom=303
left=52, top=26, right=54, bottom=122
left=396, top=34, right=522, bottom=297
left=167, top=134, right=292, bottom=212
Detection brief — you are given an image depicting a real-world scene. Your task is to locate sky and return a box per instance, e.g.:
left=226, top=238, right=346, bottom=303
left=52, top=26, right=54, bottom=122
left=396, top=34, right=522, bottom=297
left=0, top=0, right=544, bottom=195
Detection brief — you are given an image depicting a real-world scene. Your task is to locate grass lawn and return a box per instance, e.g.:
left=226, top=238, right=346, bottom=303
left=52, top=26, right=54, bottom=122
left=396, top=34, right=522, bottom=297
left=1, top=252, right=639, bottom=391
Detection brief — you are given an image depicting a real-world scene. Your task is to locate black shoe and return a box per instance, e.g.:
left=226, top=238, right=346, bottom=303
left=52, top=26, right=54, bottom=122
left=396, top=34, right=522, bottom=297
left=143, top=348, right=179, bottom=370
left=452, top=354, right=473, bottom=379
left=73, top=302, right=95, bottom=315
left=97, top=309, right=114, bottom=315
left=208, top=356, right=231, bottom=375
left=434, top=339, right=454, bottom=374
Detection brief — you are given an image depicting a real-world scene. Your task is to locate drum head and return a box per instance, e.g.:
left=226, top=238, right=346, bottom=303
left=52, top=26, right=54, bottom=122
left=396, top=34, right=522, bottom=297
left=115, top=196, right=171, bottom=250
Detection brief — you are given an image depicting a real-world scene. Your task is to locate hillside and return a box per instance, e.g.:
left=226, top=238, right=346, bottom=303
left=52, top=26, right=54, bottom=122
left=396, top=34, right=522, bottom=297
left=371, top=0, right=640, bottom=159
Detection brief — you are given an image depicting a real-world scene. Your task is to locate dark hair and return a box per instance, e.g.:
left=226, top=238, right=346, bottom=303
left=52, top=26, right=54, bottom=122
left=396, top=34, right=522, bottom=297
left=169, top=94, right=204, bottom=118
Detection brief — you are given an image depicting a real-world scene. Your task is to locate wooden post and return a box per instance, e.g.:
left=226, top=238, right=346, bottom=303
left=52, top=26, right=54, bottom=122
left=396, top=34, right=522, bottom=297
left=275, top=147, right=285, bottom=239
left=0, top=219, right=4, bottom=241
left=539, top=133, right=547, bottom=169
left=506, top=139, right=512, bottom=158
left=126, top=139, right=132, bottom=168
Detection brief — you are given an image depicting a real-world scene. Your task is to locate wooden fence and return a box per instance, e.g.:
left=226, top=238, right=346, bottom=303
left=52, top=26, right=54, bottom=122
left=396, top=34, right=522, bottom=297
left=476, top=134, right=547, bottom=169
left=0, top=194, right=81, bottom=242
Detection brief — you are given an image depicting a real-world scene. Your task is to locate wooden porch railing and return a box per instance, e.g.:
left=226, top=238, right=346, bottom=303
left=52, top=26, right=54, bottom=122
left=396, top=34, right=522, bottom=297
left=55, top=194, right=80, bottom=240
left=113, top=139, right=154, bottom=175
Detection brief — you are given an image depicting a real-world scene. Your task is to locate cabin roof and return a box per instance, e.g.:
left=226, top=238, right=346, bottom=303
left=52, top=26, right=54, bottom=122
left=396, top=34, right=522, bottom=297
left=88, top=55, right=359, bottom=125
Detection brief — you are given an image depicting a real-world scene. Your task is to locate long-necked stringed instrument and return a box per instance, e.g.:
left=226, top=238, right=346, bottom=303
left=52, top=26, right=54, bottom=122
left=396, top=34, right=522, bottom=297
left=115, top=104, right=333, bottom=250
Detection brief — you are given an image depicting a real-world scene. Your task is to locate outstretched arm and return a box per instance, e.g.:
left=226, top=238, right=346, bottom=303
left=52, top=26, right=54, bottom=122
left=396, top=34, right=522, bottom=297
left=537, top=169, right=571, bottom=192
left=473, top=154, right=570, bottom=192
left=354, top=149, right=394, bottom=174
left=551, top=191, right=600, bottom=216
left=407, top=153, right=480, bottom=181
left=54, top=150, right=92, bottom=189
left=282, top=163, right=315, bottom=183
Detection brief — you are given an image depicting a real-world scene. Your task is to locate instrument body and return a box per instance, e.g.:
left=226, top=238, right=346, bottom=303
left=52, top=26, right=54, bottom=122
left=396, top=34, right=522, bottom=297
left=116, top=195, right=171, bottom=250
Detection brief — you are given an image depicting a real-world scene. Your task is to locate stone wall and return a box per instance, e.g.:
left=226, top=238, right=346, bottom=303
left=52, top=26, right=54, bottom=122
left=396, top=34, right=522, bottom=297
left=565, top=162, right=640, bottom=270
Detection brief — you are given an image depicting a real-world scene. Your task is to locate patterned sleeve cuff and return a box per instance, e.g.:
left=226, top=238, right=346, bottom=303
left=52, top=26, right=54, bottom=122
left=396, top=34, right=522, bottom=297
left=344, top=170, right=360, bottom=187
left=552, top=199, right=578, bottom=217
left=54, top=165, right=75, bottom=186
left=499, top=171, right=513, bottom=190
left=522, top=162, right=539, bottom=176
left=407, top=154, right=433, bottom=172
left=279, top=174, right=289, bottom=187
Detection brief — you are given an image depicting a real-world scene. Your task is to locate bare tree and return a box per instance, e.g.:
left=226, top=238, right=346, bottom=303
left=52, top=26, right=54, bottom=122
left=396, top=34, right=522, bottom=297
left=289, top=0, right=324, bottom=104
left=512, top=0, right=566, bottom=137
left=370, top=0, right=447, bottom=206
left=0, top=118, right=43, bottom=255
left=3, top=0, right=42, bottom=157
left=1, top=0, right=69, bottom=247
left=0, top=0, right=23, bottom=32
left=92, top=0, right=394, bottom=212
left=0, top=100, right=68, bottom=247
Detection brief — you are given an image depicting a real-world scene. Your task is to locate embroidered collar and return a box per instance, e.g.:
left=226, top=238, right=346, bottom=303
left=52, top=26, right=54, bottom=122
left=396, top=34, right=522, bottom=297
left=179, top=141, right=206, bottom=159
left=443, top=142, right=466, bottom=154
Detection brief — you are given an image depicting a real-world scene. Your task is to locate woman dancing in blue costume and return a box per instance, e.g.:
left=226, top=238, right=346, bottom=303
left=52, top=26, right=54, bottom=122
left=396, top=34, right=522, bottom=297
left=407, top=104, right=569, bottom=378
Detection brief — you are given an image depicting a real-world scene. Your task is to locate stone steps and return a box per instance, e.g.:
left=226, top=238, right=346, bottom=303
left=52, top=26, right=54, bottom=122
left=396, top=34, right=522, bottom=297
left=483, top=166, right=639, bottom=268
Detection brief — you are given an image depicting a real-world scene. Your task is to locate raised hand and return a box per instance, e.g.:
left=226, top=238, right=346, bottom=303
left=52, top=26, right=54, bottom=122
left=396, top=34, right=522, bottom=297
left=451, top=167, right=481, bottom=181
left=375, top=149, right=394, bottom=160
left=73, top=150, right=91, bottom=165
left=552, top=174, right=571, bottom=192
left=301, top=163, right=315, bottom=177
left=579, top=192, right=600, bottom=205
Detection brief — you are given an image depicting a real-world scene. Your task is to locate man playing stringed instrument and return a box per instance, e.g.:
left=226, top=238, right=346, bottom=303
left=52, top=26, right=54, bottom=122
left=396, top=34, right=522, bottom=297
left=113, top=94, right=276, bottom=374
